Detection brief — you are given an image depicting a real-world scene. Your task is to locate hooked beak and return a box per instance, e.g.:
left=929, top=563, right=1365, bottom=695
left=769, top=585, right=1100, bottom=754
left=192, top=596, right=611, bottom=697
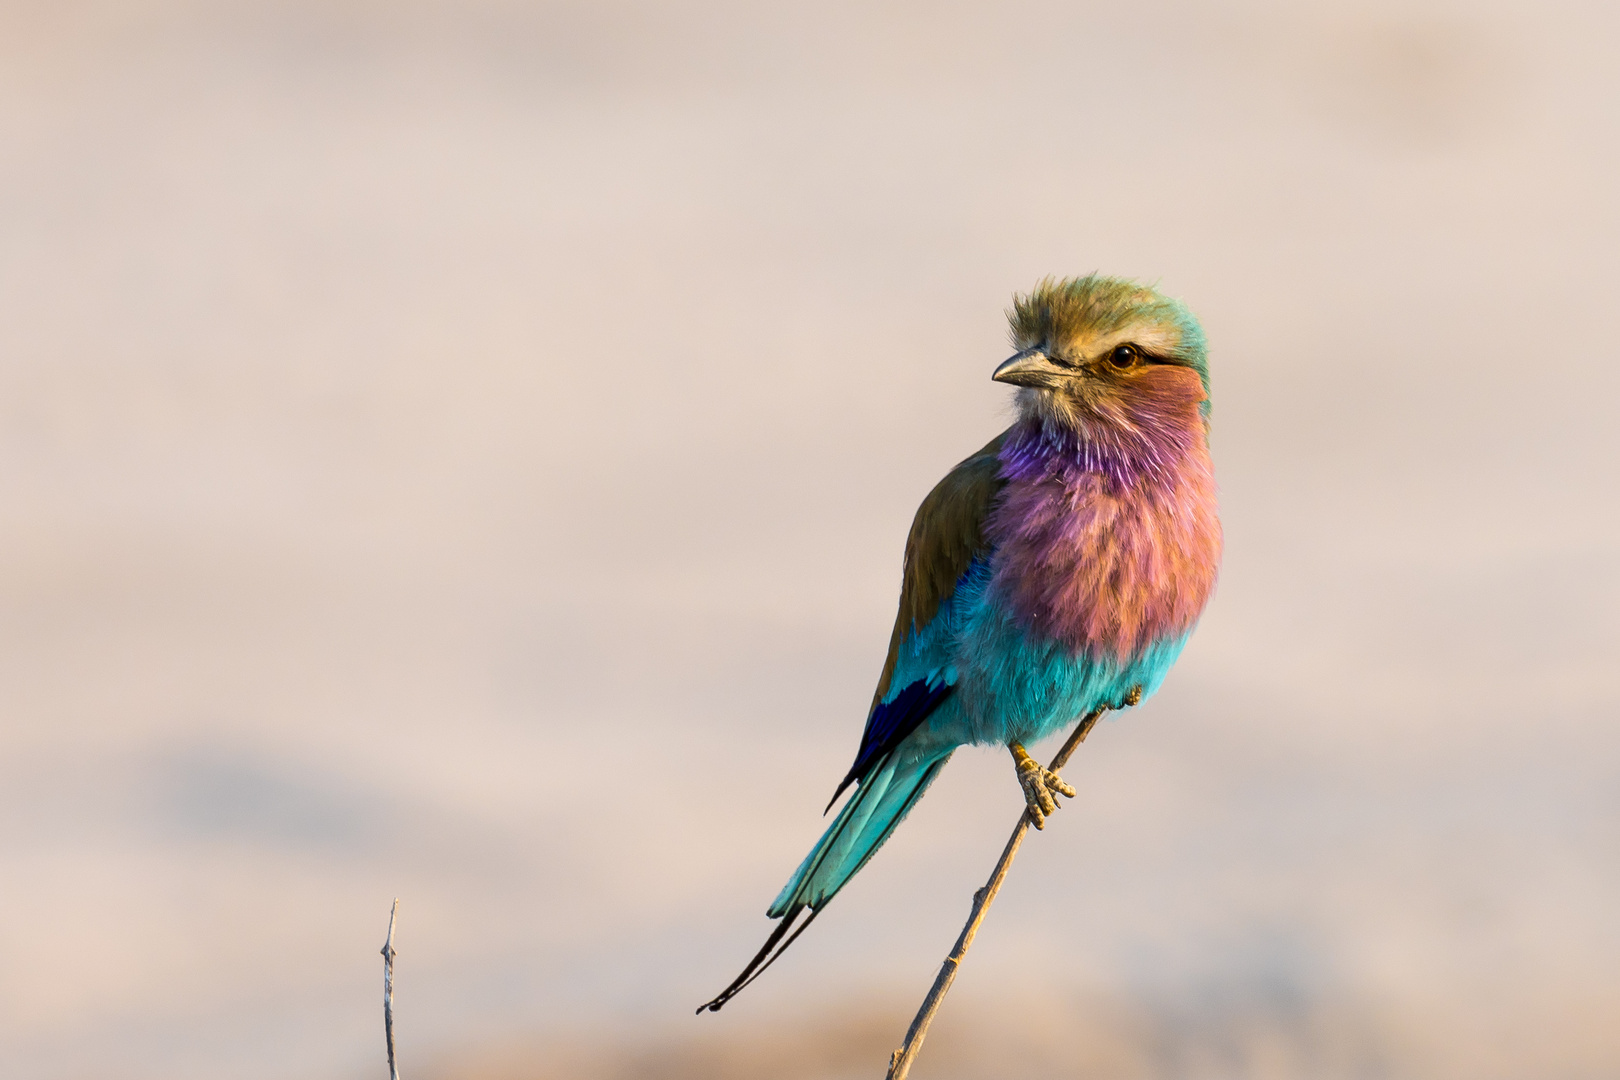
left=992, top=348, right=1070, bottom=388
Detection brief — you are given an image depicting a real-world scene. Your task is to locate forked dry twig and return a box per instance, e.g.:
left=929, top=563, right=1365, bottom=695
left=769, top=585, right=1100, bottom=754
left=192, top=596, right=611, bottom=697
left=382, top=898, right=401, bottom=1080
left=885, top=706, right=1107, bottom=1080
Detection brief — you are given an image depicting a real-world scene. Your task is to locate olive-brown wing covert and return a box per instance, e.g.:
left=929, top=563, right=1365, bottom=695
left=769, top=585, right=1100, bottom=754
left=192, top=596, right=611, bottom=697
left=871, top=429, right=1009, bottom=708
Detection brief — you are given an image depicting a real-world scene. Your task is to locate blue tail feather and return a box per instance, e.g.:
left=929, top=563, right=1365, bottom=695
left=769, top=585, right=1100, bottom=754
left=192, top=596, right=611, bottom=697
left=700, top=699, right=956, bottom=1014
left=700, top=746, right=953, bottom=1013
left=771, top=747, right=952, bottom=916
left=825, top=679, right=955, bottom=812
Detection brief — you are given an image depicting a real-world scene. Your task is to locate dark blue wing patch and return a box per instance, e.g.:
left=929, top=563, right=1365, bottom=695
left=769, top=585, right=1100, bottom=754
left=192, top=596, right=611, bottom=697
left=824, top=678, right=955, bottom=813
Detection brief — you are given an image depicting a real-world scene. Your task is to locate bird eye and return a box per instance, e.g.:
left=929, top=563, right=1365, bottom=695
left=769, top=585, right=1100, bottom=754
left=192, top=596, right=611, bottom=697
left=1107, top=344, right=1142, bottom=369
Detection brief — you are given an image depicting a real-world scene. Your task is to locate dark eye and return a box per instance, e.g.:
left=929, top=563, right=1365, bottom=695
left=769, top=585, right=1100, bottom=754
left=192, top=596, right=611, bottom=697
left=1107, top=343, right=1142, bottom=369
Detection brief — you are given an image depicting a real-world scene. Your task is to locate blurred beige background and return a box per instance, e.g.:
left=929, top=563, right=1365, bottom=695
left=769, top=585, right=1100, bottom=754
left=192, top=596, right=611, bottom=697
left=1, top=1, right=1617, bottom=1078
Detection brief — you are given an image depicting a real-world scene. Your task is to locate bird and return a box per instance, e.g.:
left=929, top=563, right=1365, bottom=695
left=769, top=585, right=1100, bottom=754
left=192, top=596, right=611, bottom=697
left=699, top=274, right=1222, bottom=1013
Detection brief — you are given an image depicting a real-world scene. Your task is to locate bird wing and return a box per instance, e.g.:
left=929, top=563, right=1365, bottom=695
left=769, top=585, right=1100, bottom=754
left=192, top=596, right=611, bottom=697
left=700, top=430, right=1012, bottom=1014
left=825, top=429, right=1009, bottom=809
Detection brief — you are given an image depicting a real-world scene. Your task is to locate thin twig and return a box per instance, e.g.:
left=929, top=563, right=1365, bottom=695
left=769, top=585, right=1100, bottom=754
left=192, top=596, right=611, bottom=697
left=885, top=706, right=1107, bottom=1080
left=382, top=898, right=401, bottom=1080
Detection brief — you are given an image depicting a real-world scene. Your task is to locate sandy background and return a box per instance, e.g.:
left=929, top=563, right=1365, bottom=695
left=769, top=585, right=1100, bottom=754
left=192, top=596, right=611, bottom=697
left=1, top=1, right=1616, bottom=1077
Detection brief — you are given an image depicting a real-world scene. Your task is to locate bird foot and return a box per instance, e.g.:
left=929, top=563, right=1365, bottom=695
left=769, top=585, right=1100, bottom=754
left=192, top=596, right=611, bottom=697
left=1010, top=742, right=1075, bottom=830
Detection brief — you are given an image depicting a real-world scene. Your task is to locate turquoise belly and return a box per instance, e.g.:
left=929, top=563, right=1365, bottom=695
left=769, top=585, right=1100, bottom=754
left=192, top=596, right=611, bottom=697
left=880, top=558, right=1193, bottom=751
left=947, top=589, right=1190, bottom=747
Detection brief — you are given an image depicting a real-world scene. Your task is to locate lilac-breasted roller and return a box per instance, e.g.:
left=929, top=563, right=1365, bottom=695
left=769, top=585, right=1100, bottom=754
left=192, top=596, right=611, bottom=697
left=700, top=276, right=1222, bottom=1012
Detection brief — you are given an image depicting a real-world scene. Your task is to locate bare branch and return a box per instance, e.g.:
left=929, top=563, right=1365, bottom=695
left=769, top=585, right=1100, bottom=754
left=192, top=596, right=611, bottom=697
left=382, top=898, right=401, bottom=1080
left=885, top=707, right=1107, bottom=1080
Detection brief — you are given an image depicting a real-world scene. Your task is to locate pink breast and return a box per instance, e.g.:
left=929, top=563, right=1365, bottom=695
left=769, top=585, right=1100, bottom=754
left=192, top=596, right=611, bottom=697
left=988, top=436, right=1221, bottom=662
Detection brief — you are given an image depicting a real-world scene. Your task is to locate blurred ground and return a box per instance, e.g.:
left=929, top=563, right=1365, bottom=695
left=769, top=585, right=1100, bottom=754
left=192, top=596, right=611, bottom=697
left=0, top=1, right=1617, bottom=1078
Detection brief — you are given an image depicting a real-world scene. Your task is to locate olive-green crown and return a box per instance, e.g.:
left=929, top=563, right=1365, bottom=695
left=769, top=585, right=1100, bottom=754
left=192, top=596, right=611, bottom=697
left=1008, top=275, right=1210, bottom=410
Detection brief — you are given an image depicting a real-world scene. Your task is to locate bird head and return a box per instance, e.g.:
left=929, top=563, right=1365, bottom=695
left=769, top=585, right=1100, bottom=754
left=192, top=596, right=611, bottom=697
left=995, top=276, right=1210, bottom=438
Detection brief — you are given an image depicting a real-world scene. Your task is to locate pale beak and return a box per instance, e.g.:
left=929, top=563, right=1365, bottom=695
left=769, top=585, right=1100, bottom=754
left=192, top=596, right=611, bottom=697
left=992, top=348, right=1070, bottom=388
